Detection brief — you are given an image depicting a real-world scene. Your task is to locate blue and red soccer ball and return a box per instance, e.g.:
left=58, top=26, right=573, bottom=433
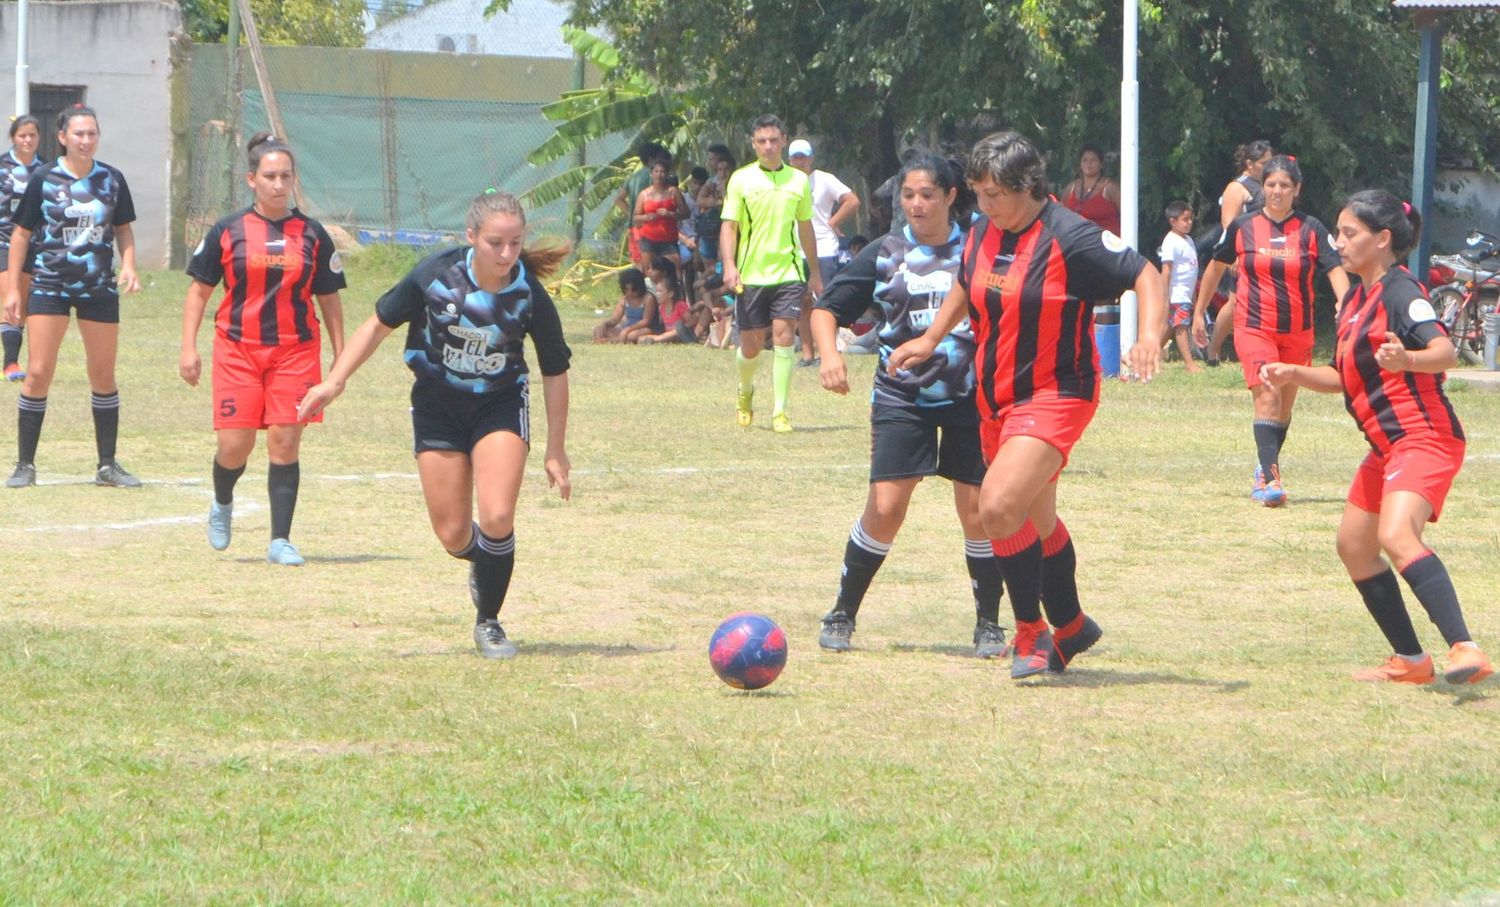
left=708, top=613, right=787, bottom=690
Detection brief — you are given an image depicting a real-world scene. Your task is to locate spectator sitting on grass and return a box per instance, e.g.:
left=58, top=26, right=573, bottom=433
left=593, top=267, right=657, bottom=344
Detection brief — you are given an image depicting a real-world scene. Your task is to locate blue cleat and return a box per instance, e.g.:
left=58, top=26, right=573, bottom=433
left=207, top=500, right=232, bottom=551
left=1251, top=467, right=1268, bottom=504
left=267, top=538, right=305, bottom=566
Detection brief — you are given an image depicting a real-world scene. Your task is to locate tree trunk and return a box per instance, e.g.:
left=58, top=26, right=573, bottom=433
left=860, top=108, right=900, bottom=237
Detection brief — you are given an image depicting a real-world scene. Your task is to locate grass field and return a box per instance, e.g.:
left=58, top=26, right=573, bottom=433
left=3, top=251, right=1500, bottom=904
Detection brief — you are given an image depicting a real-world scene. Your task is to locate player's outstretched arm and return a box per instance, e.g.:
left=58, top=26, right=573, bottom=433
left=179, top=280, right=215, bottom=387
left=888, top=282, right=969, bottom=375
left=542, top=372, right=570, bottom=501
left=1259, top=362, right=1340, bottom=393
left=1128, top=262, right=1167, bottom=382
left=297, top=313, right=394, bottom=420
left=1191, top=259, right=1228, bottom=348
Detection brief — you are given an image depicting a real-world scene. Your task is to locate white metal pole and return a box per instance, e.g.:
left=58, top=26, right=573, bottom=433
left=14, top=0, right=30, bottom=115
left=1119, top=0, right=1140, bottom=361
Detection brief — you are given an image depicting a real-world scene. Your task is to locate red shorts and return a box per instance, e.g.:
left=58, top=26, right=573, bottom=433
left=212, top=334, right=323, bottom=430
left=1235, top=327, right=1313, bottom=388
left=1347, top=434, right=1465, bottom=522
left=979, top=396, right=1099, bottom=477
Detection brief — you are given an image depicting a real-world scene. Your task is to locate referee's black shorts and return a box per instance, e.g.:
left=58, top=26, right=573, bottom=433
left=410, top=378, right=529, bottom=455
left=869, top=400, right=985, bottom=485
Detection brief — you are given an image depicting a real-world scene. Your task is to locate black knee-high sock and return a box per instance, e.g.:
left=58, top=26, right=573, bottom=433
left=446, top=521, right=480, bottom=561
left=17, top=394, right=46, bottom=464
left=212, top=459, right=246, bottom=505
left=1040, top=520, right=1083, bottom=633
left=267, top=461, right=300, bottom=540
left=834, top=520, right=891, bottom=619
left=1354, top=569, right=1423, bottom=656
left=472, top=530, right=516, bottom=622
left=965, top=538, right=1004, bottom=624
left=992, top=521, right=1043, bottom=625
left=1401, top=551, right=1471, bottom=647
left=1252, top=419, right=1281, bottom=476
left=91, top=391, right=120, bottom=466
left=1, top=325, right=20, bottom=367
left=1271, top=420, right=1290, bottom=458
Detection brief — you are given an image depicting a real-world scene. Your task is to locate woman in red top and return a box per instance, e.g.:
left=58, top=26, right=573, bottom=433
left=633, top=160, right=688, bottom=268
left=890, top=131, right=1165, bottom=680
left=1059, top=144, right=1121, bottom=236
left=1191, top=156, right=1349, bottom=506
left=180, top=133, right=347, bottom=565
left=1261, top=190, right=1490, bottom=686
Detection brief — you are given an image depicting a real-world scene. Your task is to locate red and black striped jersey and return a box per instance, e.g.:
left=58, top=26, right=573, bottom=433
left=1334, top=267, right=1463, bottom=455
left=1212, top=209, right=1337, bottom=334
left=958, top=200, right=1147, bottom=415
left=187, top=207, right=346, bottom=345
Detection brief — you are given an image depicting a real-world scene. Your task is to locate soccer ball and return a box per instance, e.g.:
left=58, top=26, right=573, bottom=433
left=708, top=613, right=787, bottom=690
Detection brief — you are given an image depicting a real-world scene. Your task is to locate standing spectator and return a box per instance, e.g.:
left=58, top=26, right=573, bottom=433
left=1060, top=144, right=1121, bottom=236
left=789, top=138, right=860, bottom=367
left=632, top=159, right=688, bottom=269
left=615, top=142, right=668, bottom=265
left=4, top=105, right=142, bottom=489
left=1203, top=140, right=1274, bottom=366
left=720, top=114, right=823, bottom=434
left=695, top=145, right=733, bottom=275
left=1, top=115, right=43, bottom=382
left=1157, top=200, right=1202, bottom=373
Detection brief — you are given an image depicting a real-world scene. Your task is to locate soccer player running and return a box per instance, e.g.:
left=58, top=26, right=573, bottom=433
left=888, top=131, right=1166, bottom=679
left=720, top=115, right=824, bottom=433
left=298, top=190, right=571, bottom=659
left=1, top=115, right=43, bottom=382
left=180, top=133, right=347, bottom=565
left=811, top=153, right=1009, bottom=656
left=1191, top=155, right=1349, bottom=507
left=1261, top=190, right=1491, bottom=686
left=3, top=105, right=142, bottom=489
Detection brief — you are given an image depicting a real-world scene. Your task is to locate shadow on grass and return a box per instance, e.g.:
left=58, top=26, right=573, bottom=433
left=1027, top=668, right=1249, bottom=692
left=1423, top=684, right=1494, bottom=707
left=749, top=424, right=862, bottom=434
left=719, top=687, right=794, bottom=698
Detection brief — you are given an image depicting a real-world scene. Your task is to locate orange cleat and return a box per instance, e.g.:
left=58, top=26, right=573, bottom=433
left=1352, top=653, right=1434, bottom=685
left=1443, top=643, right=1493, bottom=685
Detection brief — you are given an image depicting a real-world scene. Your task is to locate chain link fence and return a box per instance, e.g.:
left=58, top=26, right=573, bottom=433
left=182, top=0, right=623, bottom=258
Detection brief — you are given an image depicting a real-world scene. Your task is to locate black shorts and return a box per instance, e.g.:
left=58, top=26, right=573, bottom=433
left=410, top=379, right=530, bottom=455
left=736, top=282, right=804, bottom=330
left=26, top=293, right=120, bottom=324
left=638, top=237, right=677, bottom=258
left=869, top=401, right=985, bottom=485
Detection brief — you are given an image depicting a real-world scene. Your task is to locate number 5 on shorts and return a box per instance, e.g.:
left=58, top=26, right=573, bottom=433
left=219, top=397, right=237, bottom=418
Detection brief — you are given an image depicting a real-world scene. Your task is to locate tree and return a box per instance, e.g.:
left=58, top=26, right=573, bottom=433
left=179, top=0, right=368, bottom=47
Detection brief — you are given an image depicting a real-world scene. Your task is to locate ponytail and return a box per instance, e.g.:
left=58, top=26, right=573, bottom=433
left=465, top=189, right=572, bottom=279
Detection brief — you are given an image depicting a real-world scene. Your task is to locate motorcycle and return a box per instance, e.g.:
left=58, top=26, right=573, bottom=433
left=1429, top=230, right=1500, bottom=366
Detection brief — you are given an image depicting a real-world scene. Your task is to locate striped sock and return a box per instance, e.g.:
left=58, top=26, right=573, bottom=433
left=17, top=394, right=46, bottom=464
left=446, top=521, right=480, bottom=561
left=833, top=519, right=891, bottom=619
left=472, top=530, right=517, bottom=622
left=965, top=538, right=1005, bottom=624
left=91, top=391, right=121, bottom=466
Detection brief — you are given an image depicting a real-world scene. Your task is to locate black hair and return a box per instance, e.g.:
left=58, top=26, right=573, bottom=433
left=707, top=144, right=735, bottom=168
left=1164, top=200, right=1191, bottom=221
left=56, top=104, right=98, bottom=134
left=1233, top=140, right=1273, bottom=171
left=1261, top=154, right=1302, bottom=186
left=9, top=115, right=41, bottom=139
left=749, top=114, right=785, bottom=136
left=1078, top=143, right=1105, bottom=163
left=618, top=267, right=648, bottom=296
left=898, top=152, right=974, bottom=223
left=1344, top=189, right=1422, bottom=258
left=966, top=131, right=1049, bottom=201
left=636, top=141, right=669, bottom=168
left=247, top=131, right=295, bottom=172
left=690, top=166, right=709, bottom=184
left=847, top=235, right=869, bottom=253
left=702, top=273, right=725, bottom=292
left=647, top=255, right=680, bottom=298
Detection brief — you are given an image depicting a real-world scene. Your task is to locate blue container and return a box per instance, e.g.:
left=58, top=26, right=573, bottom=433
left=1094, top=305, right=1121, bottom=378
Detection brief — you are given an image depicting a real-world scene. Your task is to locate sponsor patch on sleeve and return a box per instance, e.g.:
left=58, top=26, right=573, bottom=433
left=1409, top=298, right=1437, bottom=323
left=329, top=251, right=344, bottom=275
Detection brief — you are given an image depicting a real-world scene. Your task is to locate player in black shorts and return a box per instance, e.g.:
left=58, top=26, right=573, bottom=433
left=298, top=190, right=572, bottom=659
left=4, top=105, right=141, bottom=488
left=810, top=153, right=1007, bottom=656
left=1, top=115, right=43, bottom=382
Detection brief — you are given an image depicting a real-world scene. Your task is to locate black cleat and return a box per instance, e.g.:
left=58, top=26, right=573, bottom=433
left=6, top=461, right=36, bottom=488
left=819, top=610, right=855, bottom=651
left=1047, top=615, right=1103, bottom=672
left=473, top=620, right=518, bottom=659
left=973, top=618, right=1009, bottom=659
left=95, top=461, right=142, bottom=488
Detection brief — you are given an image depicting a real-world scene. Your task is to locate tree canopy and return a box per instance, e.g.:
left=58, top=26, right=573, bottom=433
left=569, top=0, right=1500, bottom=237
left=180, top=0, right=368, bottom=47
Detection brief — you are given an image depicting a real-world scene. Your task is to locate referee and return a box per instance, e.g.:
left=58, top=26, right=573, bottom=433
left=181, top=133, right=347, bottom=565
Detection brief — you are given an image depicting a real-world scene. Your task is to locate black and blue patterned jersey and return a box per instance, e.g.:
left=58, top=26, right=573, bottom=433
left=14, top=158, right=135, bottom=300
left=375, top=245, right=571, bottom=395
left=0, top=150, right=44, bottom=248
left=816, top=222, right=975, bottom=409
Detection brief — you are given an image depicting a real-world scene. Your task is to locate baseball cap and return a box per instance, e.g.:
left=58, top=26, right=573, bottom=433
left=788, top=139, right=813, bottom=158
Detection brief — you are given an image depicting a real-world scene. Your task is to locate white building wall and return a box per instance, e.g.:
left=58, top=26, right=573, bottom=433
left=365, top=0, right=575, bottom=59
left=0, top=0, right=182, bottom=268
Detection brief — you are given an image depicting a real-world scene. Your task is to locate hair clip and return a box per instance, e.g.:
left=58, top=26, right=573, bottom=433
left=1402, top=201, right=1412, bottom=215
left=1285, top=155, right=1296, bottom=162
left=483, top=187, right=498, bottom=195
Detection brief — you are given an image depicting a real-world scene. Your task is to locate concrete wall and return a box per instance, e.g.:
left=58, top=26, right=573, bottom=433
left=0, top=0, right=184, bottom=268
left=1433, top=168, right=1500, bottom=254
left=365, top=0, right=577, bottom=59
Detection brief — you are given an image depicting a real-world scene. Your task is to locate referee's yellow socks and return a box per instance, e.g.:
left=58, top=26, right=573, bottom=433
left=735, top=349, right=758, bottom=394
left=772, top=345, right=794, bottom=416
